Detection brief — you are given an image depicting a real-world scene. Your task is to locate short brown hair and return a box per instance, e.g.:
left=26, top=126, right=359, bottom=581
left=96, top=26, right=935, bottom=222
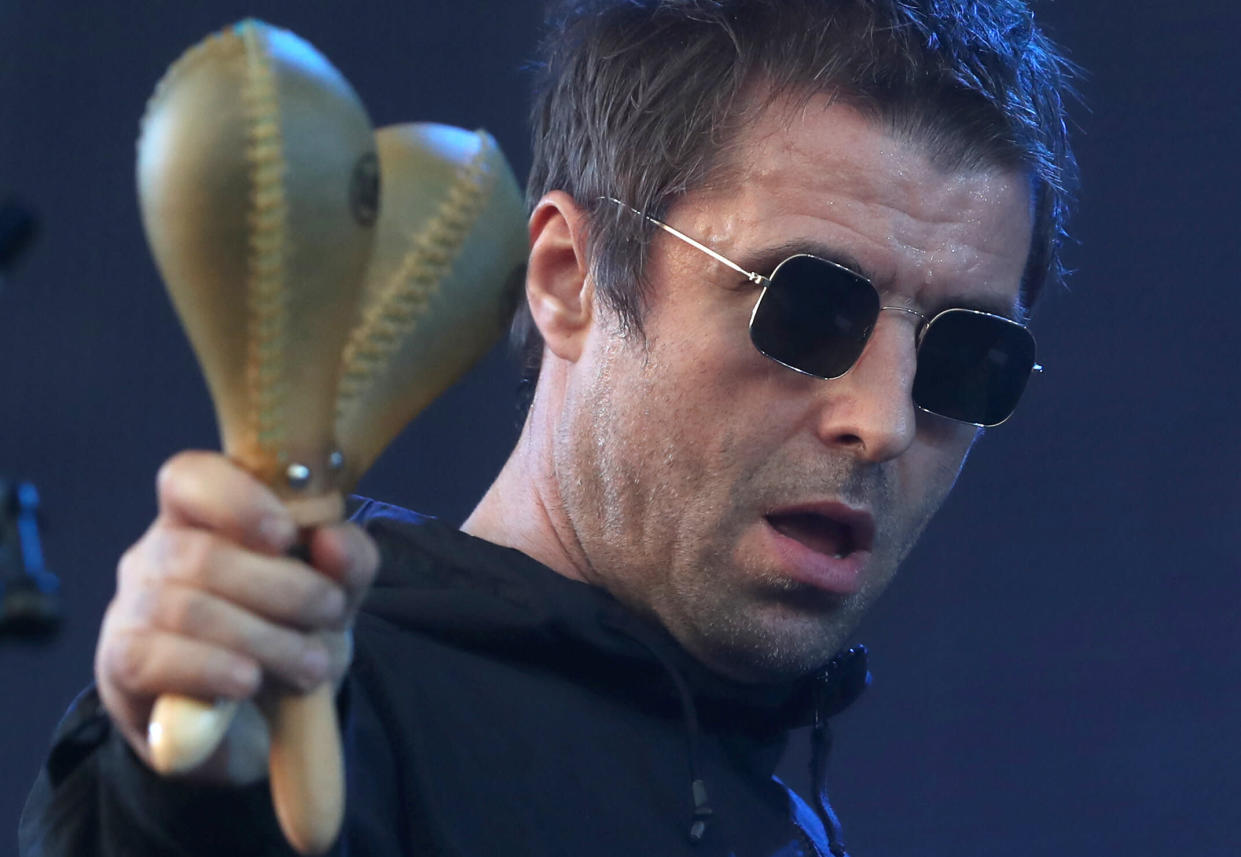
left=516, top=0, right=1078, bottom=387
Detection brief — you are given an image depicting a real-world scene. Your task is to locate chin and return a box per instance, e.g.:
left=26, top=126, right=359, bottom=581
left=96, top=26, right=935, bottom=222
left=684, top=594, right=863, bottom=684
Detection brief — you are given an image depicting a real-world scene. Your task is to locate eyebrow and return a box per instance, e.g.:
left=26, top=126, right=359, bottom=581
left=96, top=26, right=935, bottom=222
left=740, top=239, right=869, bottom=285
left=739, top=239, right=1026, bottom=323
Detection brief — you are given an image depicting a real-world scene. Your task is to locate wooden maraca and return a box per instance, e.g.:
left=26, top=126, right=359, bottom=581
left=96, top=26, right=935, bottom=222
left=136, top=20, right=527, bottom=855
left=335, top=122, right=527, bottom=484
left=137, top=20, right=376, bottom=854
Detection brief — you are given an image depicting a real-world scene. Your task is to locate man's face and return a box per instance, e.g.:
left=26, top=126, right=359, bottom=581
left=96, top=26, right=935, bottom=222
left=556, top=97, right=1033, bottom=682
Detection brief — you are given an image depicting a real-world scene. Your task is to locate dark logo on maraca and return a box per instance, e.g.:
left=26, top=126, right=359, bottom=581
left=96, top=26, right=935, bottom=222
left=350, top=152, right=380, bottom=227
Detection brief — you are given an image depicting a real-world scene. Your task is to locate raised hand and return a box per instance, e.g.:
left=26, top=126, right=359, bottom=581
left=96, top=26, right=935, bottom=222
left=94, top=450, right=378, bottom=786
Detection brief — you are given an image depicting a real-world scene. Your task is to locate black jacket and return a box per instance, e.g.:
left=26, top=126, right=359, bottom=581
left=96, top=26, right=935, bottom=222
left=21, top=499, right=869, bottom=856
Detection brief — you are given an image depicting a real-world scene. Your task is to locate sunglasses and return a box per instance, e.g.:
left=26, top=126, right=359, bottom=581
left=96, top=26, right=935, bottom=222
left=605, top=198, right=1040, bottom=427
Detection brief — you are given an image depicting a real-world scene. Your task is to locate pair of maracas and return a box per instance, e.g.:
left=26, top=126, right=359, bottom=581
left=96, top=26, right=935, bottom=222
left=136, top=20, right=527, bottom=855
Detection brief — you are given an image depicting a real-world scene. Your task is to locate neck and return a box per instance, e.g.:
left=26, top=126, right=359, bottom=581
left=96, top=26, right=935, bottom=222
left=461, top=384, right=593, bottom=586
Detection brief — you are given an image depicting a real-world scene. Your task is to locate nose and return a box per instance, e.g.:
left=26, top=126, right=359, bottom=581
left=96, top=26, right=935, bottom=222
left=812, top=312, right=918, bottom=463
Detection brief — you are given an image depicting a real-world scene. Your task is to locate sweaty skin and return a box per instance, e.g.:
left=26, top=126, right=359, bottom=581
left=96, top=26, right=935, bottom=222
left=465, top=96, right=1034, bottom=683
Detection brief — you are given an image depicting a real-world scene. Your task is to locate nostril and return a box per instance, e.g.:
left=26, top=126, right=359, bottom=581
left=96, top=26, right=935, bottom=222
left=831, top=431, right=865, bottom=449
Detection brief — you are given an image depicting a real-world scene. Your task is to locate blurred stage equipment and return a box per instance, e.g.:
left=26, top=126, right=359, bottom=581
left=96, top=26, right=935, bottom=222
left=0, top=198, right=39, bottom=294
left=0, top=480, right=61, bottom=640
left=0, top=198, right=59, bottom=641
left=135, top=20, right=526, bottom=854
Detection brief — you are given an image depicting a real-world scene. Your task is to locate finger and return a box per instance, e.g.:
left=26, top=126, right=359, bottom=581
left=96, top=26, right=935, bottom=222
left=319, top=629, right=354, bottom=685
left=102, top=626, right=261, bottom=705
left=156, top=451, right=296, bottom=554
left=143, top=582, right=333, bottom=692
left=140, top=528, right=346, bottom=630
left=304, top=523, right=379, bottom=617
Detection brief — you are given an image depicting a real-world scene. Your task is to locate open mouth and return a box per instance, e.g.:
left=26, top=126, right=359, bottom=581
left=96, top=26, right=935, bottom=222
left=765, top=507, right=874, bottom=560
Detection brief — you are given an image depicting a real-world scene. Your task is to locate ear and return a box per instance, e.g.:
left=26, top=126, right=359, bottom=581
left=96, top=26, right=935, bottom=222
left=525, top=191, right=594, bottom=363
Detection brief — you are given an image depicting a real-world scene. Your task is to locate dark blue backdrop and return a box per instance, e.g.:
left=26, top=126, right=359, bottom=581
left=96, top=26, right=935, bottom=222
left=2, top=2, right=1238, bottom=855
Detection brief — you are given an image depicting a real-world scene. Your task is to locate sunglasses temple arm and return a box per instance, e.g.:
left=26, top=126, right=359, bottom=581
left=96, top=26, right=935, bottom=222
left=603, top=197, right=767, bottom=286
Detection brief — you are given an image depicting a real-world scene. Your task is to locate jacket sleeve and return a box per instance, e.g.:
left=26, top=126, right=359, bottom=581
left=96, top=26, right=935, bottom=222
left=18, top=686, right=303, bottom=857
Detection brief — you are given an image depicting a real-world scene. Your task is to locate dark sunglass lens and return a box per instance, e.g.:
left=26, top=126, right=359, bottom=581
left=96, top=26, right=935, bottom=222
left=913, top=310, right=1036, bottom=425
left=749, top=255, right=879, bottom=379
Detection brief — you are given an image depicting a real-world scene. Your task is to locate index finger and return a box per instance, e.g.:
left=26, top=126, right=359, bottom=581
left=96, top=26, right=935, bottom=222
left=156, top=451, right=296, bottom=555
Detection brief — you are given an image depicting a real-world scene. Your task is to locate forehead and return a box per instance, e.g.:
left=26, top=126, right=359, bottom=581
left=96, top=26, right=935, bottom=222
left=691, top=95, right=1034, bottom=315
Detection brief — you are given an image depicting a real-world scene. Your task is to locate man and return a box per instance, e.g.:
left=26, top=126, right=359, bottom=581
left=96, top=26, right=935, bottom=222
left=21, top=1, right=1076, bottom=855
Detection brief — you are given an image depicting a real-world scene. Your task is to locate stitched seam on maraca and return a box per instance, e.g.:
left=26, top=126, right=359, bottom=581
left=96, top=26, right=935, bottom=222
left=239, top=22, right=289, bottom=463
left=140, top=29, right=229, bottom=135
left=335, top=131, right=497, bottom=412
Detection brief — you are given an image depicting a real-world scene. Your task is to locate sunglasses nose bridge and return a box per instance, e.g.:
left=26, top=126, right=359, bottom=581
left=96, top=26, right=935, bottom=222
left=878, top=304, right=928, bottom=326
left=869, top=305, right=933, bottom=366
left=859, top=308, right=921, bottom=380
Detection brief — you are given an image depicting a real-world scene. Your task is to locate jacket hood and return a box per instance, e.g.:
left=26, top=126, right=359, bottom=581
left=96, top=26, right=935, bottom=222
left=351, top=497, right=869, bottom=855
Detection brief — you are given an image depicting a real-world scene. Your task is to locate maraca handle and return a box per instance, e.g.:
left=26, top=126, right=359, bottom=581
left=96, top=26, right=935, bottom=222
left=146, top=687, right=343, bottom=855
left=148, top=694, right=240, bottom=774
left=268, top=684, right=344, bottom=855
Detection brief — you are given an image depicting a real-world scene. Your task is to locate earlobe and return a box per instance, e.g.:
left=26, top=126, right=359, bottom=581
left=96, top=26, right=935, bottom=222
left=525, top=191, right=594, bottom=363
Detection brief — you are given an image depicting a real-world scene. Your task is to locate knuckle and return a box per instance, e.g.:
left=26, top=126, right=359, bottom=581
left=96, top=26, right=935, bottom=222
left=116, top=543, right=142, bottom=587
left=155, top=452, right=196, bottom=501
left=157, top=450, right=211, bottom=490
left=114, top=550, right=161, bottom=624
left=107, top=631, right=149, bottom=691
left=117, top=521, right=166, bottom=585
left=163, top=529, right=216, bottom=583
left=126, top=579, right=158, bottom=625
left=154, top=458, right=178, bottom=496
left=158, top=586, right=207, bottom=634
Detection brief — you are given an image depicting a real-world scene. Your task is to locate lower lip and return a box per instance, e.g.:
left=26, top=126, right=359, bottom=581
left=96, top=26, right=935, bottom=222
left=760, top=518, right=870, bottom=596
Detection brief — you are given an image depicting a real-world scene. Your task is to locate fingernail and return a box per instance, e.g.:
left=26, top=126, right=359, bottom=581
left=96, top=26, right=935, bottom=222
left=301, top=646, right=329, bottom=686
left=259, top=515, right=296, bottom=551
left=318, top=589, right=346, bottom=624
left=232, top=661, right=259, bottom=694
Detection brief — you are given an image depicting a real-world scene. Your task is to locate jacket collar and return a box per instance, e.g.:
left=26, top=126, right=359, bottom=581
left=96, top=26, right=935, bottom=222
left=352, top=498, right=869, bottom=732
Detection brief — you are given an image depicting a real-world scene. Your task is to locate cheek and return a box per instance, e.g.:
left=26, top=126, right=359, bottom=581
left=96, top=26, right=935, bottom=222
left=898, top=419, right=980, bottom=526
left=660, top=287, right=789, bottom=412
left=635, top=327, right=755, bottom=448
left=597, top=340, right=762, bottom=534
